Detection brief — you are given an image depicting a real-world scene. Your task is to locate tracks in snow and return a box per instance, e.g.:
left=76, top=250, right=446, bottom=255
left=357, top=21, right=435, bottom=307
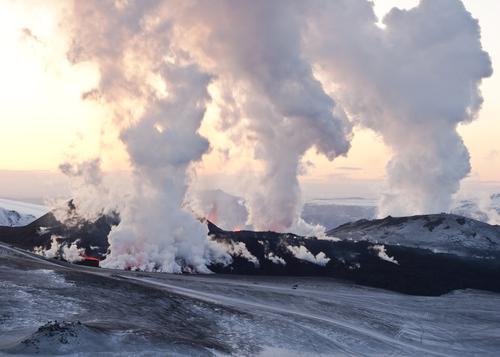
left=119, top=275, right=450, bottom=356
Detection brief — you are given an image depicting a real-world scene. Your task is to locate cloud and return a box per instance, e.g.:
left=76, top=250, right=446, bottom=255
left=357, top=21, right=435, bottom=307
left=20, top=27, right=42, bottom=43
left=57, top=0, right=492, bottom=271
left=337, top=166, right=362, bottom=171
left=305, top=0, right=492, bottom=216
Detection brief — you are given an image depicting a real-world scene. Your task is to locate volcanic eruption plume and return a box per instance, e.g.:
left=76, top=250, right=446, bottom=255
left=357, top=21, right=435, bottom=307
left=304, top=0, right=492, bottom=216
left=177, top=0, right=491, bottom=226
left=67, top=1, right=226, bottom=272
left=63, top=0, right=491, bottom=271
left=177, top=0, right=353, bottom=232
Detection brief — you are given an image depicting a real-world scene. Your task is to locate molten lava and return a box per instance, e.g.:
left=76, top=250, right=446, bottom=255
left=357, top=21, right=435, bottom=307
left=208, top=204, right=218, bottom=224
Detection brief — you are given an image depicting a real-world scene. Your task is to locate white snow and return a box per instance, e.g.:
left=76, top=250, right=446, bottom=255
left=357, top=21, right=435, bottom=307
left=0, top=198, right=49, bottom=217
left=0, top=198, right=50, bottom=227
left=0, top=207, right=35, bottom=227
left=329, top=213, right=500, bottom=256
left=3, top=242, right=500, bottom=356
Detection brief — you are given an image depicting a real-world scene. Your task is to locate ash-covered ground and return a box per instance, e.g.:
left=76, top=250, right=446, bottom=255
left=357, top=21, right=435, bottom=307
left=1, top=242, right=500, bottom=356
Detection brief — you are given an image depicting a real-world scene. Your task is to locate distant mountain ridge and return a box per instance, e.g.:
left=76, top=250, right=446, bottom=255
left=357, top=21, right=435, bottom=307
left=0, top=207, right=36, bottom=227
left=327, top=213, right=500, bottom=257
left=0, top=198, right=50, bottom=227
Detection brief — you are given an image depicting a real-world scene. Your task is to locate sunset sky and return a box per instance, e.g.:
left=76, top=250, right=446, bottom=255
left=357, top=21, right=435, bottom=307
left=0, top=0, right=498, bottom=197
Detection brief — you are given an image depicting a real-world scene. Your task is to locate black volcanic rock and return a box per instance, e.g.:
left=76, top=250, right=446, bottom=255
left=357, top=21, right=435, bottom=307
left=207, top=221, right=500, bottom=296
left=2, top=211, right=500, bottom=296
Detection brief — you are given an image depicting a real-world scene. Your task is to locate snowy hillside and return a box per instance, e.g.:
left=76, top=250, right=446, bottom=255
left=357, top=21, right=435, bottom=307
left=0, top=198, right=49, bottom=227
left=327, top=213, right=500, bottom=257
left=2, top=242, right=499, bottom=355
left=0, top=207, right=36, bottom=227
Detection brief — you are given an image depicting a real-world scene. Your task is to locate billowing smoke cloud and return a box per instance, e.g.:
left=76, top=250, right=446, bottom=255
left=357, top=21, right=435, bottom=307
left=62, top=0, right=491, bottom=271
left=186, top=189, right=249, bottom=231
left=67, top=1, right=227, bottom=272
left=52, top=158, right=116, bottom=226
left=304, top=0, right=492, bottom=216
left=287, top=245, right=330, bottom=266
left=452, top=193, right=500, bottom=225
left=178, top=1, right=352, bottom=232
left=34, top=236, right=84, bottom=263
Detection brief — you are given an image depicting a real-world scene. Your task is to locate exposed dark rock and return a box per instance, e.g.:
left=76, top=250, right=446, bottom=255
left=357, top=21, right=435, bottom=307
left=1, top=210, right=500, bottom=296
left=208, top=221, right=500, bottom=296
left=0, top=201, right=119, bottom=259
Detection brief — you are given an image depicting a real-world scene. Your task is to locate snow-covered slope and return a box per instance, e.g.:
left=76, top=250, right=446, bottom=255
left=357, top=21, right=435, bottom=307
left=2, top=243, right=500, bottom=356
left=327, top=213, right=500, bottom=256
left=0, top=207, right=36, bottom=227
left=0, top=198, right=49, bottom=227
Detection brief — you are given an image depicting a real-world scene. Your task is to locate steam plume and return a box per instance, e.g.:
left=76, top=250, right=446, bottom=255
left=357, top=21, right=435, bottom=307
left=68, top=1, right=225, bottom=272
left=63, top=0, right=491, bottom=271
left=179, top=0, right=352, bottom=232
left=305, top=0, right=492, bottom=216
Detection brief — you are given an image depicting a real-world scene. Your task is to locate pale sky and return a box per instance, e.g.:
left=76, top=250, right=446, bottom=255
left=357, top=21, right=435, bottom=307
left=0, top=0, right=498, bottom=185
